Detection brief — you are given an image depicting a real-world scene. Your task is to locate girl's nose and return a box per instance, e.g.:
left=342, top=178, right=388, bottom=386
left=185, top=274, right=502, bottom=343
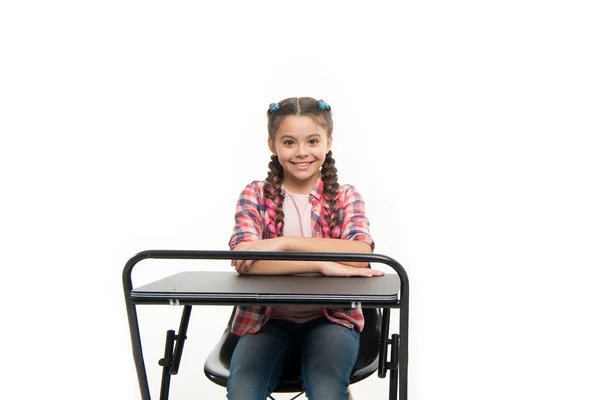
left=296, top=145, right=308, bottom=157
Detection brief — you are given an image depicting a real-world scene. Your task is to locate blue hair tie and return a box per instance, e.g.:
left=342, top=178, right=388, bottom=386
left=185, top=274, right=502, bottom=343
left=317, top=100, right=330, bottom=110
left=269, top=103, right=280, bottom=113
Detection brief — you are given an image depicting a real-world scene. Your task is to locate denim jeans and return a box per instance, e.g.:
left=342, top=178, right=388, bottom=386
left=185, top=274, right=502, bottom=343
left=226, top=317, right=360, bottom=400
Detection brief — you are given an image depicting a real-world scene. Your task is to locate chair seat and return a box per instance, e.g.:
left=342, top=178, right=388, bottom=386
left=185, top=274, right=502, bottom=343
left=204, top=308, right=382, bottom=393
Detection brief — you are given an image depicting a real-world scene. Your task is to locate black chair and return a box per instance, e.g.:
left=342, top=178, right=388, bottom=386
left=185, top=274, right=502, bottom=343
left=204, top=307, right=384, bottom=399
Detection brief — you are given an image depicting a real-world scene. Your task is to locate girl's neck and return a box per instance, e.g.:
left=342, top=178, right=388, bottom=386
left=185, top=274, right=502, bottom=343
left=282, top=176, right=318, bottom=195
left=283, top=184, right=310, bottom=197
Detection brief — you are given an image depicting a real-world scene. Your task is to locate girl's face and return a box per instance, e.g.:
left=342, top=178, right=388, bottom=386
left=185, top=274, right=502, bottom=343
left=268, top=115, right=332, bottom=194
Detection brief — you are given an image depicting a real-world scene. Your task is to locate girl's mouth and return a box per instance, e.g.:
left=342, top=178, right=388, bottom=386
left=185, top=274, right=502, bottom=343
left=291, top=161, right=314, bottom=168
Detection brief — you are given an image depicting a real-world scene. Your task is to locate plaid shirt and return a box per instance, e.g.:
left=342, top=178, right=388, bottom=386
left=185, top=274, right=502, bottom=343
left=229, top=177, right=375, bottom=336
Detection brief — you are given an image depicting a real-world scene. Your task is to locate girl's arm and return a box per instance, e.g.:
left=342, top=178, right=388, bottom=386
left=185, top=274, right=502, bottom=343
left=232, top=236, right=372, bottom=273
left=283, top=236, right=371, bottom=253
left=235, top=258, right=382, bottom=277
left=282, top=236, right=371, bottom=268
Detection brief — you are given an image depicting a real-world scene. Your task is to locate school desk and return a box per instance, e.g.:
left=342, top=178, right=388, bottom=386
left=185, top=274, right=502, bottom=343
left=123, top=250, right=409, bottom=400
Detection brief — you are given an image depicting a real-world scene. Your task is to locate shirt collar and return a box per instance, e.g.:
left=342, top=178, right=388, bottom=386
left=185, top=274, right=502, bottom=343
left=279, top=176, right=324, bottom=201
left=310, top=176, right=324, bottom=200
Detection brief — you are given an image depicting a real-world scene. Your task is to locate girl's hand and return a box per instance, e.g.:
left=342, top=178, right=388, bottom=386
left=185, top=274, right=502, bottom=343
left=320, top=262, right=385, bottom=278
left=231, top=238, right=286, bottom=272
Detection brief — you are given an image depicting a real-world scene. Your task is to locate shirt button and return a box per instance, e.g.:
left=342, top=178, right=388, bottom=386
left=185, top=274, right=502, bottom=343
left=316, top=232, right=321, bottom=237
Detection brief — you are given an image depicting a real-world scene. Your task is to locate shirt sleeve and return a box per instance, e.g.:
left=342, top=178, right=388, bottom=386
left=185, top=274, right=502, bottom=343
left=339, top=184, right=375, bottom=251
left=228, top=181, right=264, bottom=250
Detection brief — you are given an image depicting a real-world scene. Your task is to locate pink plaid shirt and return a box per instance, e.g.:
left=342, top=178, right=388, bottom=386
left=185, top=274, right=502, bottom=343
left=229, top=177, right=375, bottom=336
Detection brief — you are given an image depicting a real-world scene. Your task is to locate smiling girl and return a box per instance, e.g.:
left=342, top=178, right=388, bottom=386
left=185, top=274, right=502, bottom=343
left=226, top=97, right=382, bottom=400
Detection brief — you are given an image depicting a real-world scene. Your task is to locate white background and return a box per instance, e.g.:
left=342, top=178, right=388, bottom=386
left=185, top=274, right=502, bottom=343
left=1, top=1, right=599, bottom=399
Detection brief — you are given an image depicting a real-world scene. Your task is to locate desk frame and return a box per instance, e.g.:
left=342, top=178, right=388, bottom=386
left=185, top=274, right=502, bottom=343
left=123, top=250, right=409, bottom=400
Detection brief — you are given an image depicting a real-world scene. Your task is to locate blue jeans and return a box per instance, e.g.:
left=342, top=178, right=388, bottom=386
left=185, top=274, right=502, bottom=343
left=226, top=317, right=360, bottom=400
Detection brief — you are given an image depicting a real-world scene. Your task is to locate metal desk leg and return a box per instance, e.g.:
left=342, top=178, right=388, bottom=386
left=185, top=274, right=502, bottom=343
left=389, top=334, right=399, bottom=400
left=399, top=304, right=409, bottom=400
left=158, top=305, right=192, bottom=400
left=125, top=300, right=151, bottom=400
left=378, top=308, right=409, bottom=400
left=159, top=330, right=176, bottom=399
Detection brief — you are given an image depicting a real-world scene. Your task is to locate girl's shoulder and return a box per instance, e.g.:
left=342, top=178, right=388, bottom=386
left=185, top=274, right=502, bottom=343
left=336, top=183, right=366, bottom=203
left=244, top=180, right=266, bottom=190
left=236, top=180, right=366, bottom=204
left=237, top=180, right=268, bottom=200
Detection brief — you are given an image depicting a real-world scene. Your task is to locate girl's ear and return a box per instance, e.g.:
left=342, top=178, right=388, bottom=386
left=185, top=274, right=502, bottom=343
left=268, top=139, right=276, bottom=155
left=326, top=136, right=333, bottom=153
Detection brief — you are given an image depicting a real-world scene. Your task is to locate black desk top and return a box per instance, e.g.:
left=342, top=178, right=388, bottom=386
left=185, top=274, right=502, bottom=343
left=132, top=271, right=400, bottom=304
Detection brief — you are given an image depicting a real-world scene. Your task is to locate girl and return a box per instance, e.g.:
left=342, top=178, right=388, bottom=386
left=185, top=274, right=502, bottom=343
left=227, top=97, right=383, bottom=400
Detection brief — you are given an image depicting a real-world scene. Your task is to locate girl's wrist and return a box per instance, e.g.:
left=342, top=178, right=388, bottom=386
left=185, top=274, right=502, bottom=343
left=318, top=261, right=329, bottom=275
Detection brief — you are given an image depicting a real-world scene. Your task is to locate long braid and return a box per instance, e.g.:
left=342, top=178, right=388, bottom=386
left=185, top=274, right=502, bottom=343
left=264, top=154, right=285, bottom=237
left=320, top=151, right=342, bottom=239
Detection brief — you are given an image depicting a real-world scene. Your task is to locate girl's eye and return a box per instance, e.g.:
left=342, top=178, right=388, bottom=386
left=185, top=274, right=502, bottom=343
left=309, top=139, right=319, bottom=145
left=284, top=140, right=294, bottom=146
